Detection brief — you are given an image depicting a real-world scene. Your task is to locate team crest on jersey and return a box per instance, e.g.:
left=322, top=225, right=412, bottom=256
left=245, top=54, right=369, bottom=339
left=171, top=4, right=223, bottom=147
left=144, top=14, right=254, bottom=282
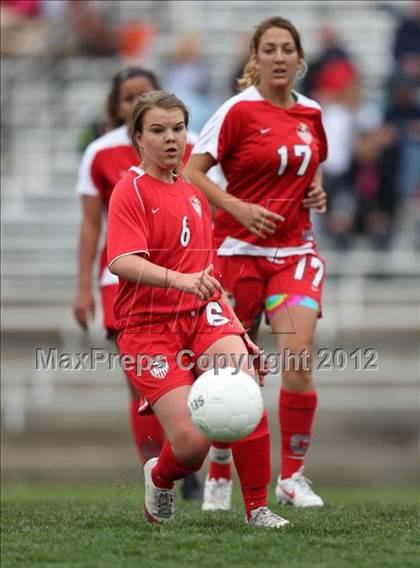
left=149, top=355, right=169, bottom=379
left=190, top=196, right=202, bottom=218
left=297, top=123, right=312, bottom=145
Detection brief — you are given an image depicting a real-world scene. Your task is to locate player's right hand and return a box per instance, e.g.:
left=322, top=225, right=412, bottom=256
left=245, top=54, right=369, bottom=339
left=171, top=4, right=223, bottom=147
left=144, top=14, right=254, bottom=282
left=303, top=182, right=327, bottom=213
left=243, top=334, right=268, bottom=387
left=233, top=201, right=284, bottom=239
left=73, top=290, right=95, bottom=329
left=174, top=264, right=223, bottom=301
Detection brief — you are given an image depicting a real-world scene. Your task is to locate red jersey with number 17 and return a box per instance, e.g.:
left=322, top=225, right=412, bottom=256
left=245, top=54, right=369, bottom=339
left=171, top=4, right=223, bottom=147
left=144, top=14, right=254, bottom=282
left=107, top=167, right=219, bottom=329
left=192, top=85, right=328, bottom=258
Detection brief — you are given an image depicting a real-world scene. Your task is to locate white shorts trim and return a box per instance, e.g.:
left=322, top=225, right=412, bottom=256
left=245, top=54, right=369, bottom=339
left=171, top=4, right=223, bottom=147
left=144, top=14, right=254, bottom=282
left=217, top=237, right=315, bottom=258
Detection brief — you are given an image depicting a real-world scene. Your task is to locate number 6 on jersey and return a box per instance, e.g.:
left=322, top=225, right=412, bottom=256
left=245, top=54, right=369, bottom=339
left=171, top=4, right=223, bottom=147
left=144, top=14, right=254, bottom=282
left=180, top=216, right=191, bottom=247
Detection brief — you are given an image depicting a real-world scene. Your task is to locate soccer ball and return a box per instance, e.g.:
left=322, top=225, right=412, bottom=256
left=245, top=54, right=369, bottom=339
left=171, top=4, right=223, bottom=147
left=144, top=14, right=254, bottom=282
left=187, top=367, right=264, bottom=442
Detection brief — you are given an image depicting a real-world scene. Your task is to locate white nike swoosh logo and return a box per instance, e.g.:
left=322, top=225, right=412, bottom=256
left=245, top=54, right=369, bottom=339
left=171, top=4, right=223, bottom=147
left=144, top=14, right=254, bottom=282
left=260, top=128, right=271, bottom=134
left=152, top=208, right=160, bottom=214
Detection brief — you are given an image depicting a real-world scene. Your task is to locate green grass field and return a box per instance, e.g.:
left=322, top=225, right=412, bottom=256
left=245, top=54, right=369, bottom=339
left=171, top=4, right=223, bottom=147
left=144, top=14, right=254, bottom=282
left=1, top=484, right=419, bottom=568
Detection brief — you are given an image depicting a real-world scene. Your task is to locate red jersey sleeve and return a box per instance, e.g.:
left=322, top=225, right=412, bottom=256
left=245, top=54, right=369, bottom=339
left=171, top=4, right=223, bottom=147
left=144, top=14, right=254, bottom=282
left=107, top=175, right=150, bottom=268
left=192, top=100, right=244, bottom=163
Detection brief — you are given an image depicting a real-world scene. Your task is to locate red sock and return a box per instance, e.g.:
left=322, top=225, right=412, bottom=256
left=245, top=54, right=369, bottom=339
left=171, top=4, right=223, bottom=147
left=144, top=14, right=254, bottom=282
left=279, top=388, right=318, bottom=479
left=208, top=442, right=232, bottom=480
left=232, top=411, right=270, bottom=520
left=129, top=399, right=165, bottom=465
left=152, top=441, right=205, bottom=489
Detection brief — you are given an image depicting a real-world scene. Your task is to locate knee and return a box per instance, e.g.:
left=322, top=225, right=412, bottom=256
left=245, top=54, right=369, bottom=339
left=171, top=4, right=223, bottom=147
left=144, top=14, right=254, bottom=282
left=281, top=340, right=313, bottom=372
left=171, top=426, right=210, bottom=466
left=283, top=367, right=312, bottom=391
left=282, top=346, right=313, bottom=391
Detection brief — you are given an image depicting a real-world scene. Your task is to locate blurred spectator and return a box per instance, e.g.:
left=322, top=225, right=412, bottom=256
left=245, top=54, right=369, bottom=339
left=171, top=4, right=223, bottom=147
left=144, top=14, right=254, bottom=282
left=385, top=77, right=420, bottom=199
left=299, top=24, right=360, bottom=248
left=323, top=79, right=406, bottom=251
left=117, top=19, right=155, bottom=61
left=354, top=123, right=401, bottom=250
left=69, top=2, right=155, bottom=59
left=1, top=0, right=154, bottom=58
left=166, top=33, right=210, bottom=95
left=68, top=1, right=156, bottom=59
left=1, top=0, right=112, bottom=56
left=2, top=0, right=40, bottom=17
left=392, top=0, right=420, bottom=84
left=322, top=81, right=360, bottom=250
left=305, top=21, right=411, bottom=251
left=387, top=1, right=420, bottom=202
left=164, top=33, right=216, bottom=132
left=66, top=0, right=118, bottom=57
left=303, top=24, right=357, bottom=104
left=1, top=0, right=53, bottom=55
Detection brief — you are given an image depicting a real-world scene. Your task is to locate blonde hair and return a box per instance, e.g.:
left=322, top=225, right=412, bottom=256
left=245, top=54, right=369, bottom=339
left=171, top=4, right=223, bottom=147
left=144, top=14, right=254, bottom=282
left=238, top=16, right=306, bottom=91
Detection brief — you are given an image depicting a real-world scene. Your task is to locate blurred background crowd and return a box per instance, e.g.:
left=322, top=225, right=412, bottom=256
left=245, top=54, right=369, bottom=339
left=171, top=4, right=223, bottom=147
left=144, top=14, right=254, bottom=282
left=1, top=1, right=419, bottom=485
left=2, top=0, right=419, bottom=250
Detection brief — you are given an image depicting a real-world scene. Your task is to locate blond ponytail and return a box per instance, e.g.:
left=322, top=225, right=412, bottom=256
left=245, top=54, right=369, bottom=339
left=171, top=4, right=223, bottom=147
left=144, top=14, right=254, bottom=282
left=237, top=56, right=259, bottom=91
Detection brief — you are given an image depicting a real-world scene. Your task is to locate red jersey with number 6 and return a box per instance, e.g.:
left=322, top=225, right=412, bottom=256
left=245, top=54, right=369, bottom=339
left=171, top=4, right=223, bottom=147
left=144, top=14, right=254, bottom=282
left=76, top=126, right=196, bottom=331
left=192, top=85, right=328, bottom=258
left=76, top=125, right=196, bottom=290
left=107, top=167, right=219, bottom=329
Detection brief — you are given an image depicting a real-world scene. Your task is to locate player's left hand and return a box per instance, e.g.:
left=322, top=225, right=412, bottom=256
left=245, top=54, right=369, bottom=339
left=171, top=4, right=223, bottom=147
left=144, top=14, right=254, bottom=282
left=243, top=334, right=269, bottom=387
left=303, top=183, right=327, bottom=213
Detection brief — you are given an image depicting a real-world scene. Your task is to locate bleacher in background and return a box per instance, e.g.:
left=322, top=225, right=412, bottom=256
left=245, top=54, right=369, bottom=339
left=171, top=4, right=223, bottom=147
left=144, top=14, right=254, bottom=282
left=1, top=0, right=419, bottom=484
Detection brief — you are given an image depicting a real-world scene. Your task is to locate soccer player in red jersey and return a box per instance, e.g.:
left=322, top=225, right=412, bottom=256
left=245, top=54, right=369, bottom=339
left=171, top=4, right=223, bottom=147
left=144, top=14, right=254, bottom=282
left=73, top=67, right=201, bottom=499
left=186, top=17, right=328, bottom=509
left=107, top=91, right=289, bottom=528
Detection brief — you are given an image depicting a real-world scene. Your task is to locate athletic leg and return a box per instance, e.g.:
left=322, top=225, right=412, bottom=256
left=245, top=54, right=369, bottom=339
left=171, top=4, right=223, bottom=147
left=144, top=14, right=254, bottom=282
left=270, top=305, right=324, bottom=507
left=126, top=379, right=165, bottom=463
left=205, top=256, right=264, bottom=507
left=144, top=385, right=211, bottom=523
left=202, top=334, right=288, bottom=528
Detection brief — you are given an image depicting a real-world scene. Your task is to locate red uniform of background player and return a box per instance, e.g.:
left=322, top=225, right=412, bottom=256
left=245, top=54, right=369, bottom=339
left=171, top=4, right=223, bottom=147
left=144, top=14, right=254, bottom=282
left=186, top=16, right=328, bottom=510
left=73, top=67, right=200, bottom=499
left=107, top=90, right=289, bottom=528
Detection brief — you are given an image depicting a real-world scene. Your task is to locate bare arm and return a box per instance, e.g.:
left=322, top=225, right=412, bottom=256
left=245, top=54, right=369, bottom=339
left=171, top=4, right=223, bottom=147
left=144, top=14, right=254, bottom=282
left=73, top=195, right=102, bottom=329
left=185, top=154, right=284, bottom=239
left=313, top=166, right=323, bottom=187
left=185, top=154, right=240, bottom=214
left=110, top=255, right=223, bottom=302
left=302, top=166, right=327, bottom=214
left=220, top=291, right=245, bottom=334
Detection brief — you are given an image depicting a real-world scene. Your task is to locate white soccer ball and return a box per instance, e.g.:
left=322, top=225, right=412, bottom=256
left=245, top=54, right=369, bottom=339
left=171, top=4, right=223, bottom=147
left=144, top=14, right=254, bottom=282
left=187, top=367, right=264, bottom=442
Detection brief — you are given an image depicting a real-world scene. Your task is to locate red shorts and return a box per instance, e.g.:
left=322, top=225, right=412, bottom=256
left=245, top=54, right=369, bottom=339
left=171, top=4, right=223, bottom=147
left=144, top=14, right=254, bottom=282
left=101, top=284, right=118, bottom=337
left=219, top=253, right=326, bottom=328
left=117, top=300, right=244, bottom=409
